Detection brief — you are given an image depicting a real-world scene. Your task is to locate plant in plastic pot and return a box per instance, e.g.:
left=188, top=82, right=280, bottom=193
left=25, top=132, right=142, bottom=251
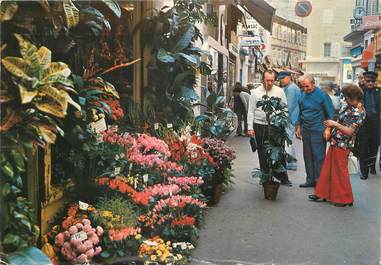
left=252, top=96, right=296, bottom=200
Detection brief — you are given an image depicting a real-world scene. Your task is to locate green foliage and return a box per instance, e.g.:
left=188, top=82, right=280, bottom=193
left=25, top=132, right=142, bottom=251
left=139, top=0, right=213, bottom=127
left=194, top=87, right=237, bottom=140
left=252, top=96, right=296, bottom=183
left=5, top=247, right=52, bottom=265
left=94, top=196, right=138, bottom=230
left=0, top=139, right=39, bottom=252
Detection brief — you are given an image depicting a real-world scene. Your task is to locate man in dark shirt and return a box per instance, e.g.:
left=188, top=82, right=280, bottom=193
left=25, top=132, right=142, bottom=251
left=357, top=71, right=381, bottom=179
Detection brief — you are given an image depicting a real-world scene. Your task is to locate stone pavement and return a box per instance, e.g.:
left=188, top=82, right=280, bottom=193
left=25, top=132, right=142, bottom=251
left=192, top=136, right=381, bottom=265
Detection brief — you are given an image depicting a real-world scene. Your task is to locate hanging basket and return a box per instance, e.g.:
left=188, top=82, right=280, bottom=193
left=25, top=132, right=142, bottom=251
left=263, top=181, right=280, bottom=200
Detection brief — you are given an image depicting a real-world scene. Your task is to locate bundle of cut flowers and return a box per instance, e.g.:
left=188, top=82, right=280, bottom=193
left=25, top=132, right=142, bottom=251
left=139, top=236, right=174, bottom=264
left=202, top=137, right=236, bottom=169
left=54, top=218, right=103, bottom=264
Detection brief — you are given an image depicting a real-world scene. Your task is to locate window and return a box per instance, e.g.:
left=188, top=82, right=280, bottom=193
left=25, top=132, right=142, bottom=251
left=324, top=42, right=331, bottom=57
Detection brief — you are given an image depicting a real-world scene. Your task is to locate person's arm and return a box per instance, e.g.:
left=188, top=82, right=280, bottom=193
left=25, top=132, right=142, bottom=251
left=323, top=92, right=334, bottom=120
left=247, top=93, right=256, bottom=135
left=295, top=93, right=302, bottom=139
left=324, top=109, right=365, bottom=136
left=289, top=86, right=301, bottom=125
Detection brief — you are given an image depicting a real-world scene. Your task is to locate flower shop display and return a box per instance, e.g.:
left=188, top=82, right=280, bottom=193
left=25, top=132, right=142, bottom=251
left=138, top=236, right=174, bottom=264
left=54, top=218, right=103, bottom=264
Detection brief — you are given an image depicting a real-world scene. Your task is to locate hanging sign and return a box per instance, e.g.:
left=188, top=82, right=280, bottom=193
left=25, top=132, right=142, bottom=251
left=295, top=1, right=312, bottom=18
left=240, top=36, right=263, bottom=47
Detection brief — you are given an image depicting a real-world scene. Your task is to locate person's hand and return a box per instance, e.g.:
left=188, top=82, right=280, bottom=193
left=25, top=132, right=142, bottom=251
left=323, top=127, right=332, bottom=141
left=295, top=126, right=302, bottom=140
left=324, top=120, right=338, bottom=128
left=247, top=129, right=255, bottom=137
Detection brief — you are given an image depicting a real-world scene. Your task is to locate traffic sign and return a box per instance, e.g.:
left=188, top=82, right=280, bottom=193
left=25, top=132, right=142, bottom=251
left=295, top=0, right=312, bottom=18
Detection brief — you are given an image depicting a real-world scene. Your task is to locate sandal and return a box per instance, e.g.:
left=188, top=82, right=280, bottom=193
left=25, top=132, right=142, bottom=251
left=308, top=194, right=326, bottom=202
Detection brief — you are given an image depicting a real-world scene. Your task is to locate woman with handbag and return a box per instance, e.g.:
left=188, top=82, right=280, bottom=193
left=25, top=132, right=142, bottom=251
left=308, top=84, right=366, bottom=207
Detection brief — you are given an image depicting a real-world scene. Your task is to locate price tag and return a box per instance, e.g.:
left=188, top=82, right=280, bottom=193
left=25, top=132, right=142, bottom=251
left=154, top=123, right=159, bottom=130
left=143, top=174, right=149, bottom=183
left=109, top=125, right=118, bottom=132
left=129, top=163, right=133, bottom=171
left=78, top=201, right=89, bottom=210
left=122, top=132, right=129, bottom=137
left=167, top=123, right=173, bottom=129
left=89, top=118, right=107, bottom=133
left=115, top=154, right=120, bottom=160
left=72, top=231, right=87, bottom=241
left=114, top=167, right=121, bottom=175
left=191, top=152, right=197, bottom=159
left=119, top=153, right=125, bottom=159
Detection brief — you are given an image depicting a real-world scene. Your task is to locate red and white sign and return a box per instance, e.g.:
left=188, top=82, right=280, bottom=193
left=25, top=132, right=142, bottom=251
left=362, top=16, right=381, bottom=30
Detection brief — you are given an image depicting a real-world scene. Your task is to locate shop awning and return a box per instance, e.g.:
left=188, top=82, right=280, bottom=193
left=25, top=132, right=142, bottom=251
left=239, top=0, right=276, bottom=33
left=361, top=42, right=375, bottom=69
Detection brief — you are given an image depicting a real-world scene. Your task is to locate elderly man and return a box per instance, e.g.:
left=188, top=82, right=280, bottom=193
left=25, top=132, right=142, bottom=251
left=278, top=71, right=301, bottom=171
left=247, top=70, right=292, bottom=186
left=357, top=71, right=381, bottom=179
left=296, top=74, right=334, bottom=188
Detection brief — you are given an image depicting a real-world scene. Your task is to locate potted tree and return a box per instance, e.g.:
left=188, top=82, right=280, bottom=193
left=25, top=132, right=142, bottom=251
left=253, top=95, right=295, bottom=200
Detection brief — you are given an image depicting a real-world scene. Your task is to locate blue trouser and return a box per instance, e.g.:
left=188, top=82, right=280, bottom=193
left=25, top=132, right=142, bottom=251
left=286, top=125, right=297, bottom=170
left=301, top=128, right=326, bottom=184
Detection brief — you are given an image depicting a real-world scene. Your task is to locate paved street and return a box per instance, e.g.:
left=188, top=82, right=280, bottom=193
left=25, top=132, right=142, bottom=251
left=192, top=137, right=381, bottom=265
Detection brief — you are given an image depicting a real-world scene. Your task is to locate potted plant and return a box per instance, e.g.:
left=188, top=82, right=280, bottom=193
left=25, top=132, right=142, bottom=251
left=252, top=95, right=295, bottom=200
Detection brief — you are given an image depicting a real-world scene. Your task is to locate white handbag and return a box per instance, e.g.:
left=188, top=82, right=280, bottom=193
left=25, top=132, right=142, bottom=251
left=348, top=152, right=360, bottom=175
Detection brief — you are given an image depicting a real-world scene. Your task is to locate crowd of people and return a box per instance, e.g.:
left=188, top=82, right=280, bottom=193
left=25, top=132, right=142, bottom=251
left=232, top=70, right=381, bottom=207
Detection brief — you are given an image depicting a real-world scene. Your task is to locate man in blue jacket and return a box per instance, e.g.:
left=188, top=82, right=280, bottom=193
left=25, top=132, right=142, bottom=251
left=296, top=74, right=334, bottom=188
left=278, top=71, right=301, bottom=171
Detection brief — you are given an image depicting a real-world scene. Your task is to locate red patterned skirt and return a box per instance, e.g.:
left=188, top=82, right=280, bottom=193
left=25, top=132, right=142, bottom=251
left=315, top=145, right=353, bottom=204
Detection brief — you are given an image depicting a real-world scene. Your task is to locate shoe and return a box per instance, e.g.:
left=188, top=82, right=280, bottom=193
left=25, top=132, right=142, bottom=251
left=299, top=182, right=316, bottom=188
left=308, top=194, right=326, bottom=202
left=370, top=166, right=376, bottom=175
left=360, top=175, right=368, bottom=180
left=333, top=202, right=353, bottom=207
left=280, top=180, right=292, bottom=187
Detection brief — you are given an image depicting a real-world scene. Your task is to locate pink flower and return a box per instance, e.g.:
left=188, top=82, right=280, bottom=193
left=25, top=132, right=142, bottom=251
left=84, top=240, right=93, bottom=250
left=68, top=225, right=78, bottom=235
left=76, top=243, right=87, bottom=253
left=94, top=246, right=102, bottom=255
left=75, top=254, right=88, bottom=263
left=96, top=226, right=104, bottom=236
left=54, top=233, right=65, bottom=247
left=85, top=248, right=95, bottom=259
left=83, top=224, right=92, bottom=232
left=82, top=219, right=91, bottom=226
left=75, top=223, right=84, bottom=230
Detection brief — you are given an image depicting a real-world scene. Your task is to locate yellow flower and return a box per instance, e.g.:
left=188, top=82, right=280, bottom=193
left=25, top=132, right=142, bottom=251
left=166, top=241, right=171, bottom=246
left=150, top=255, right=157, bottom=261
left=135, top=234, right=142, bottom=240
left=157, top=250, right=163, bottom=256
left=101, top=210, right=113, bottom=218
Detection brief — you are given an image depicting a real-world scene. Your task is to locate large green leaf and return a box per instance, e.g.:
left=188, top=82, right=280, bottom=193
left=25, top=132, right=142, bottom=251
left=172, top=25, right=195, bottom=52
left=42, top=62, right=71, bottom=81
left=18, top=84, right=38, bottom=104
left=37, top=46, right=51, bottom=67
left=13, top=34, right=39, bottom=66
left=7, top=247, right=52, bottom=265
left=0, top=1, right=18, bottom=22
left=81, top=7, right=111, bottom=31
left=157, top=48, right=175, bottom=63
left=179, top=86, right=199, bottom=101
left=102, top=0, right=121, bottom=18
left=63, top=0, right=79, bottom=29
left=35, top=100, right=67, bottom=118
left=177, top=52, right=199, bottom=66
left=1, top=57, right=32, bottom=80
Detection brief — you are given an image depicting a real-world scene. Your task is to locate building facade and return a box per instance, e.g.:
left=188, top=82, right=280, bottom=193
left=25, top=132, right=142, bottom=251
left=301, top=0, right=355, bottom=85
left=270, top=15, right=307, bottom=69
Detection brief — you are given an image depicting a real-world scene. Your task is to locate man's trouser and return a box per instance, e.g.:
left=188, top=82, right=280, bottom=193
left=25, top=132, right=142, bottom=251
left=301, top=128, right=326, bottom=184
left=358, top=114, right=380, bottom=176
left=254, top=123, right=288, bottom=182
left=286, top=125, right=297, bottom=170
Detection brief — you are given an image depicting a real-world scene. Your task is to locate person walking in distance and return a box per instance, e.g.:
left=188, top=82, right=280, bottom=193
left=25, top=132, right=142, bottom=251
left=357, top=71, right=381, bottom=179
left=278, top=71, right=301, bottom=171
left=308, top=84, right=365, bottom=206
left=296, top=74, right=334, bottom=188
left=247, top=70, right=292, bottom=186
left=233, top=82, right=247, bottom=136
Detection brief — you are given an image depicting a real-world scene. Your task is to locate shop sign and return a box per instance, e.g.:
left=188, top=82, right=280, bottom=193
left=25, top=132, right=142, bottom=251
left=362, top=16, right=381, bottom=30
left=375, top=30, right=381, bottom=55
left=240, top=36, right=262, bottom=47
left=229, top=43, right=239, bottom=57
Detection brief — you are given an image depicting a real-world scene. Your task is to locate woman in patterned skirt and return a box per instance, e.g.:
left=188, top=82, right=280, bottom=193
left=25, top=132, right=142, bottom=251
left=308, top=84, right=366, bottom=207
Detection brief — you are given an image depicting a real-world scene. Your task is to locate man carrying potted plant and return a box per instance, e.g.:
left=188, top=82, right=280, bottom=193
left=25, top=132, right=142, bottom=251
left=247, top=70, right=292, bottom=187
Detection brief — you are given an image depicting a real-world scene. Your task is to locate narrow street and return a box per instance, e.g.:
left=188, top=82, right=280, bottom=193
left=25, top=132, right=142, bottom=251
left=192, top=137, right=381, bottom=265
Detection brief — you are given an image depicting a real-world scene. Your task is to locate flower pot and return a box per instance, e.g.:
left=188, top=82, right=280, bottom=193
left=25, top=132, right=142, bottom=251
left=210, top=183, right=224, bottom=205
left=263, top=181, right=280, bottom=200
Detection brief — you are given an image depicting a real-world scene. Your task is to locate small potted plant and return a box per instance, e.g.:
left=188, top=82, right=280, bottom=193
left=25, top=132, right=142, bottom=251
left=252, top=95, right=295, bottom=200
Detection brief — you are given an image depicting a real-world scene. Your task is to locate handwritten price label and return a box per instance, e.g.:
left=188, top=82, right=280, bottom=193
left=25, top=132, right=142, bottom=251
left=72, top=231, right=87, bottom=241
left=114, top=167, right=121, bottom=175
